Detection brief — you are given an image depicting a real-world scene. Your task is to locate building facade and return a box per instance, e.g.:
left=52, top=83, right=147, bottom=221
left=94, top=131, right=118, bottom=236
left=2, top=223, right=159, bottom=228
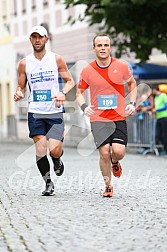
left=0, top=0, right=99, bottom=139
left=1, top=0, right=166, bottom=140
left=0, top=0, right=17, bottom=138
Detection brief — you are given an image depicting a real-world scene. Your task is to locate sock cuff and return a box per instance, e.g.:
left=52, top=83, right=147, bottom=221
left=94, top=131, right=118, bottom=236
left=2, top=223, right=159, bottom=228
left=111, top=159, right=118, bottom=164
left=36, top=155, right=47, bottom=162
left=50, top=150, right=63, bottom=160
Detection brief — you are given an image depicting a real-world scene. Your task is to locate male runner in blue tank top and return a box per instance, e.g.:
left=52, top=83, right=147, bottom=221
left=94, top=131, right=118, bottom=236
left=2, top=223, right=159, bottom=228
left=14, top=25, right=74, bottom=196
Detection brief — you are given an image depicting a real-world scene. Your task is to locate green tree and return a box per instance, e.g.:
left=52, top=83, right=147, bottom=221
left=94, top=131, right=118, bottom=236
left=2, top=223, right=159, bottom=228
left=64, top=0, right=167, bottom=62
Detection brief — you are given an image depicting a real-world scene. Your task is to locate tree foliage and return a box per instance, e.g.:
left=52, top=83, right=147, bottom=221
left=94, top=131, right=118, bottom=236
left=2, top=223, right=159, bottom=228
left=64, top=0, right=167, bottom=62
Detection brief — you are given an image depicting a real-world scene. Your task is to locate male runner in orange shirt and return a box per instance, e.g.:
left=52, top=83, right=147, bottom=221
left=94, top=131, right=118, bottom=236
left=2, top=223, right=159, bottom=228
left=77, top=34, right=137, bottom=197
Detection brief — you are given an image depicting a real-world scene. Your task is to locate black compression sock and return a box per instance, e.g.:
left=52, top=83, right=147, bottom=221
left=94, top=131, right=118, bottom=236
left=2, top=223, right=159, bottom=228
left=36, top=155, right=50, bottom=183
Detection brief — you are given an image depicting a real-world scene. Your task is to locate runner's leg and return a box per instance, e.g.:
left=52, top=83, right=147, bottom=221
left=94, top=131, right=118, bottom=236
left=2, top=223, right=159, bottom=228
left=33, top=135, right=51, bottom=183
left=98, top=143, right=112, bottom=186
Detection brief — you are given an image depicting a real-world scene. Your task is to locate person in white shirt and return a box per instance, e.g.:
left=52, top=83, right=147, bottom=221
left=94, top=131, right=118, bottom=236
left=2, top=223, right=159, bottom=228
left=14, top=25, right=74, bottom=196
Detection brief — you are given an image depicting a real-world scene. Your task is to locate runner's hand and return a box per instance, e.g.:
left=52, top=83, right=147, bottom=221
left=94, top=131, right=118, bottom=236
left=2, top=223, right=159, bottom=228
left=52, top=92, right=65, bottom=108
left=125, top=104, right=135, bottom=116
left=14, top=90, right=24, bottom=102
left=84, top=105, right=95, bottom=116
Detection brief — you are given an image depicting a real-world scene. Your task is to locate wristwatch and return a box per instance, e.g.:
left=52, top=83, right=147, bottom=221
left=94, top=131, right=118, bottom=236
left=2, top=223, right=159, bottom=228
left=61, top=89, right=67, bottom=95
left=129, top=101, right=136, bottom=107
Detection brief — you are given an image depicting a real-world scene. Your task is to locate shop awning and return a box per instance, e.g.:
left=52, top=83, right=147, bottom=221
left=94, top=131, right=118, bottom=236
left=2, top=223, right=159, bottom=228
left=130, top=63, right=167, bottom=81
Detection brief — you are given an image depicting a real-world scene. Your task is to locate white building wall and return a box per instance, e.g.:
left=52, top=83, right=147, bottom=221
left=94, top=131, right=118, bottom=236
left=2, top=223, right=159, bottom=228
left=10, top=0, right=98, bottom=139
left=1, top=0, right=166, bottom=140
left=12, top=0, right=96, bottom=60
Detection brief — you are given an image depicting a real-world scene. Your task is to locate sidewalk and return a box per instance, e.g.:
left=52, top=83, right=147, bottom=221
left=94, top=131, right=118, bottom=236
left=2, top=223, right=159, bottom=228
left=0, top=142, right=167, bottom=252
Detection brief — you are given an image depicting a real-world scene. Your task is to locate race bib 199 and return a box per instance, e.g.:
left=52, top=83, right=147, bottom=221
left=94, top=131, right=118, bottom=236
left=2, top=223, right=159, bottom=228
left=97, top=94, right=118, bottom=110
left=33, top=90, right=52, bottom=102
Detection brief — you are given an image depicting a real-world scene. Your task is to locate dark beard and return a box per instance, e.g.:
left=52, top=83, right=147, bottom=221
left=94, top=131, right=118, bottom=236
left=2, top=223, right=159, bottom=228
left=33, top=44, right=45, bottom=53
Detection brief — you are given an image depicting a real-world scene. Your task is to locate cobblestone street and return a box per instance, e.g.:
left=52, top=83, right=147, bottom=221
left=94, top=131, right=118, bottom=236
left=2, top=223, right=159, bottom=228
left=0, top=141, right=167, bottom=252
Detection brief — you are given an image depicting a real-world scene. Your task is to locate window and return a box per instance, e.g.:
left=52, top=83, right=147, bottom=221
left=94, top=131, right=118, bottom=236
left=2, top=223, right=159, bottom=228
left=32, top=0, right=36, bottom=10
left=43, top=0, right=48, bottom=7
left=22, top=21, right=28, bottom=35
left=55, top=10, right=62, bottom=27
left=6, top=83, right=12, bottom=114
left=22, top=0, right=26, bottom=14
left=13, top=0, right=17, bottom=16
left=32, top=17, right=37, bottom=27
left=14, top=23, right=19, bottom=36
left=2, top=0, right=7, bottom=19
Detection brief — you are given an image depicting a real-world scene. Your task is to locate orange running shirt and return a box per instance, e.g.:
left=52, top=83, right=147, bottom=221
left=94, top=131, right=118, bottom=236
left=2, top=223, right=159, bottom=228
left=78, top=58, right=132, bottom=122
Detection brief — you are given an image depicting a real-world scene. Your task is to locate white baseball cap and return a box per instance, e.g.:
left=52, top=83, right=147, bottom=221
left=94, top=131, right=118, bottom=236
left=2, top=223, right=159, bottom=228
left=29, top=25, right=48, bottom=37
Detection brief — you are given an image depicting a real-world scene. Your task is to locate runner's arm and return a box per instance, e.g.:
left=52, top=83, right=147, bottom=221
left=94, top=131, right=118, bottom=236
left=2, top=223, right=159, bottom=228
left=51, top=55, right=75, bottom=107
left=127, top=76, right=137, bottom=103
left=126, top=76, right=137, bottom=115
left=14, top=59, right=27, bottom=102
left=76, top=88, right=94, bottom=116
left=56, top=54, right=75, bottom=95
left=76, top=88, right=86, bottom=107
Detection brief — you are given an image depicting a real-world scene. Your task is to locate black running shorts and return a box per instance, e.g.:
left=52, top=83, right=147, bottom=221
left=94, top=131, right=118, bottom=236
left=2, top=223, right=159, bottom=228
left=91, top=120, right=127, bottom=148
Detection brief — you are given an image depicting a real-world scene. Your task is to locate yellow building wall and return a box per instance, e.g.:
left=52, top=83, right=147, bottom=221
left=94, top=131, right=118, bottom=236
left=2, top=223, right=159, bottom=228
left=0, top=0, right=16, bottom=138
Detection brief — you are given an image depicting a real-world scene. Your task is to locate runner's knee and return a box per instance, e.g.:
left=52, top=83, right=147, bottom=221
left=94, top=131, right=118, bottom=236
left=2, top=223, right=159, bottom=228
left=50, top=147, right=62, bottom=158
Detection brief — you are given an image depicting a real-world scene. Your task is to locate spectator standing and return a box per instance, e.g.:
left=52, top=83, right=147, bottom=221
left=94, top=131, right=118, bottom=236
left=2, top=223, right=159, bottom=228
left=136, top=86, right=154, bottom=154
left=152, top=86, right=167, bottom=155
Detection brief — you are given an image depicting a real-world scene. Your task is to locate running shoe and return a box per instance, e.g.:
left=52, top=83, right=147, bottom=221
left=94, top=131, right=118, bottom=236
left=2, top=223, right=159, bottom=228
left=103, top=185, right=113, bottom=197
left=42, top=181, right=55, bottom=196
left=112, top=161, right=122, bottom=177
left=53, top=158, right=64, bottom=176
